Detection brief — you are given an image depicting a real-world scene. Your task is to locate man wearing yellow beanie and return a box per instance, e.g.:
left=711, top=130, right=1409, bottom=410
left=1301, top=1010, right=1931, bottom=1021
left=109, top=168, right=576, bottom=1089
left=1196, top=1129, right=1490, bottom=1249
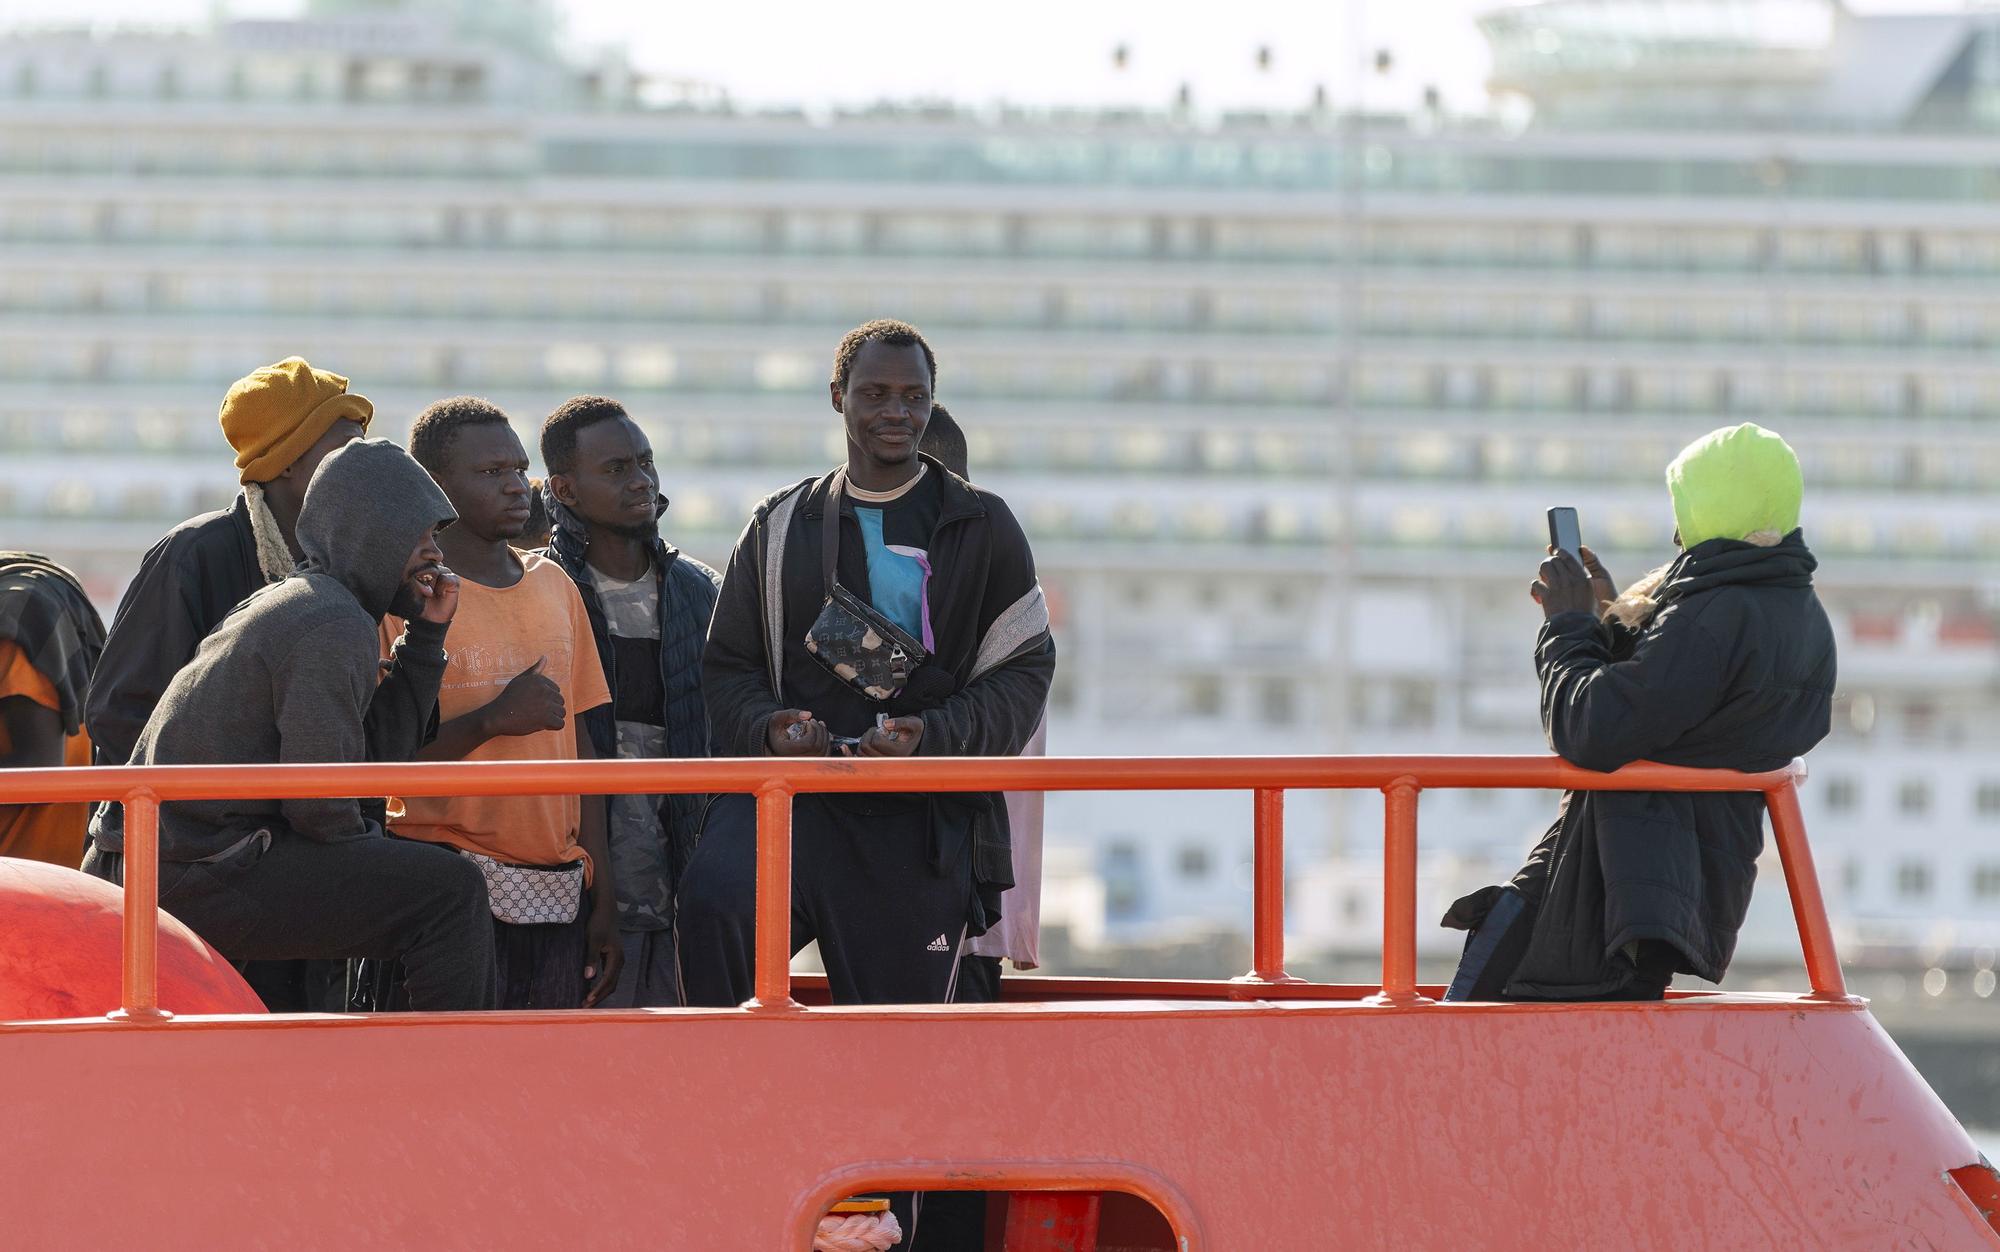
left=1442, top=423, right=1838, bottom=1002
left=85, top=359, right=441, bottom=1011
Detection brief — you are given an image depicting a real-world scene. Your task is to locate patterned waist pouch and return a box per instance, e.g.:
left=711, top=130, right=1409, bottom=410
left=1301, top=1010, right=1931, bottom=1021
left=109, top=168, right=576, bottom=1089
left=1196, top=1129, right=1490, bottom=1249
left=459, top=849, right=584, bottom=926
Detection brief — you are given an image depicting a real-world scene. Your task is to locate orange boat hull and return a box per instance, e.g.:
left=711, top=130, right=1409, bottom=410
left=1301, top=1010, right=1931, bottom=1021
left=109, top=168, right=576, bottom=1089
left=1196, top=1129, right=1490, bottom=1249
left=2, top=991, right=1992, bottom=1249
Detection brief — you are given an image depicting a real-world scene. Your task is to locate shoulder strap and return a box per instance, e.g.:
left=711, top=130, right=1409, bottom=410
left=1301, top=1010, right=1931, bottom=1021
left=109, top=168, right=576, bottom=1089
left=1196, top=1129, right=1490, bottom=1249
left=761, top=482, right=811, bottom=705
left=821, top=469, right=846, bottom=595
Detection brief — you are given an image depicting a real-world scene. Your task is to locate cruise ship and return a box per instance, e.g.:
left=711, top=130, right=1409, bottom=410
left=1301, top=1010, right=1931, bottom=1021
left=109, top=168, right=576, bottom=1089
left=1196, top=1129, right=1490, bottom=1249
left=0, top=0, right=1996, bottom=1003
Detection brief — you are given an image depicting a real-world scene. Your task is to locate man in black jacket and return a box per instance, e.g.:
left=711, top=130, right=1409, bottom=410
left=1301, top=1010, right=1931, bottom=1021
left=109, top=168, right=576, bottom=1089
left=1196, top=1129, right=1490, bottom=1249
left=82, top=440, right=494, bottom=1011
left=539, top=395, right=722, bottom=1007
left=85, top=358, right=436, bottom=766
left=85, top=357, right=443, bottom=1010
left=1443, top=422, right=1837, bottom=1001
left=680, top=320, right=1055, bottom=1009
left=89, top=354, right=446, bottom=1004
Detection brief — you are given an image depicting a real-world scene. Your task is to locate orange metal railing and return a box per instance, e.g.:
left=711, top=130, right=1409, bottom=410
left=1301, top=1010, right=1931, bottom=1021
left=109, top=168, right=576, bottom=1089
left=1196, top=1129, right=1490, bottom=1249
left=0, top=754, right=1843, bottom=1019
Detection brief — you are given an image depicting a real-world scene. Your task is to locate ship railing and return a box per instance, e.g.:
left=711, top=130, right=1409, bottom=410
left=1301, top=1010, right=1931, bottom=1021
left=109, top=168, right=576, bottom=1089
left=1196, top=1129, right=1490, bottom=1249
left=0, top=754, right=1842, bottom=1019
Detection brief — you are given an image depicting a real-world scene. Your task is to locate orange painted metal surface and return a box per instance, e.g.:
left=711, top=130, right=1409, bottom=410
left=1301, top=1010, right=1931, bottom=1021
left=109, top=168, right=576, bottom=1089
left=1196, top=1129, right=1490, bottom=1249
left=1951, top=1160, right=2000, bottom=1240
left=0, top=996, right=1987, bottom=1247
left=0, top=858, right=263, bottom=1020
left=0, top=753, right=1843, bottom=1015
left=1004, top=1191, right=1101, bottom=1251
left=1243, top=787, right=1296, bottom=984
left=114, top=789, right=167, bottom=1022
left=1375, top=776, right=1426, bottom=1006
left=2, top=753, right=1981, bottom=1249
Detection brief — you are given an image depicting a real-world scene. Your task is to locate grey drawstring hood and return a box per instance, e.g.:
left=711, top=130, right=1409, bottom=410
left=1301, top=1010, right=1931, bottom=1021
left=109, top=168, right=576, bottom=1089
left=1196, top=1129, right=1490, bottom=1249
left=89, top=437, right=456, bottom=858
left=297, top=439, right=455, bottom=621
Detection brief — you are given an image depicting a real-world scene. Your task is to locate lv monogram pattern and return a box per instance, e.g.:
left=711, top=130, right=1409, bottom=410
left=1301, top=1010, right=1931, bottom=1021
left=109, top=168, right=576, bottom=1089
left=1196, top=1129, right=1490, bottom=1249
left=804, top=585, right=921, bottom=701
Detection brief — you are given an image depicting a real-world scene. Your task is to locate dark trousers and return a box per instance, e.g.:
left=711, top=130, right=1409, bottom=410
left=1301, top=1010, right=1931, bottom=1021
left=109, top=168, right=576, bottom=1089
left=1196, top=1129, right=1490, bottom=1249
left=953, top=953, right=1004, bottom=1003
left=597, top=927, right=681, bottom=1008
left=1444, top=884, right=1672, bottom=1003
left=494, top=913, right=588, bottom=1010
left=86, top=829, right=495, bottom=1011
left=676, top=793, right=974, bottom=1007
left=239, top=958, right=350, bottom=1013
left=912, top=953, right=1003, bottom=1248
left=677, top=793, right=978, bottom=1251
left=680, top=796, right=976, bottom=1248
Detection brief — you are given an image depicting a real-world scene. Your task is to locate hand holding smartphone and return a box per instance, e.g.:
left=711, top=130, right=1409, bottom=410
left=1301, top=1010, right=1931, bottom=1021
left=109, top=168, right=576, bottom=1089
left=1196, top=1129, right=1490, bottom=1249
left=1546, top=506, right=1585, bottom=574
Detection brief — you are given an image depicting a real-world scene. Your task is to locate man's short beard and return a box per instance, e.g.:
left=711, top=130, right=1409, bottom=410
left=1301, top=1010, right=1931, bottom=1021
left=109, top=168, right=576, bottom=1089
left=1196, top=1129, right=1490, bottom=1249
left=387, top=582, right=427, bottom=621
left=598, top=519, right=656, bottom=542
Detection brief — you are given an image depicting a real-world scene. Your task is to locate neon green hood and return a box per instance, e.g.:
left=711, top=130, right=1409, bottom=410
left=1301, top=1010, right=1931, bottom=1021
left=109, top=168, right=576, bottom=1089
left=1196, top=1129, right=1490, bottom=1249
left=1665, top=423, right=1802, bottom=548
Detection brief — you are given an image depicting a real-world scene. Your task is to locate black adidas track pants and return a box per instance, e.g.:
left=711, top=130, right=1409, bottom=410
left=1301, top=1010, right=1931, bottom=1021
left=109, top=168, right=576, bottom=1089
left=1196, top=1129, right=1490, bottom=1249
left=675, top=792, right=974, bottom=1007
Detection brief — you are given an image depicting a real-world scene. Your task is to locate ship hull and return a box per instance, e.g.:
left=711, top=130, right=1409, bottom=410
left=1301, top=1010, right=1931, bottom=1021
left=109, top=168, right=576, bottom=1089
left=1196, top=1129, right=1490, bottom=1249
left=4, top=989, right=1991, bottom=1249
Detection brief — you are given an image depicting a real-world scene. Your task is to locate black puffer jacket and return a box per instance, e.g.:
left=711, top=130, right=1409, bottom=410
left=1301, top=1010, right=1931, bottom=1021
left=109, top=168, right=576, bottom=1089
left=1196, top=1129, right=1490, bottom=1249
left=1453, top=532, right=1837, bottom=998
left=543, top=495, right=721, bottom=931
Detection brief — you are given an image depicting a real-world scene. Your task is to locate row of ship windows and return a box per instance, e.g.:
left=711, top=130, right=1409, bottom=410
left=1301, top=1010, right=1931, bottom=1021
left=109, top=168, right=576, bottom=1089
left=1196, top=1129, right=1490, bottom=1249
left=0, top=55, right=513, bottom=116
left=1841, top=860, right=2000, bottom=906
left=11, top=404, right=2000, bottom=492
left=1822, top=779, right=2000, bottom=821
left=5, top=408, right=2000, bottom=497
left=4, top=104, right=2000, bottom=205
left=1086, top=673, right=2000, bottom=735
left=1095, top=843, right=2000, bottom=910
left=3, top=201, right=2000, bottom=276
left=6, top=275, right=2000, bottom=350
left=7, top=479, right=1997, bottom=563
left=4, top=344, right=2000, bottom=421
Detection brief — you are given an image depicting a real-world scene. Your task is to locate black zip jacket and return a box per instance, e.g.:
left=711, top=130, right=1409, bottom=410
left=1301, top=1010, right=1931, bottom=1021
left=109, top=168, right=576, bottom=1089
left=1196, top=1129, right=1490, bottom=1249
left=1448, top=531, right=1837, bottom=997
left=702, top=456, right=1055, bottom=930
left=542, top=496, right=721, bottom=931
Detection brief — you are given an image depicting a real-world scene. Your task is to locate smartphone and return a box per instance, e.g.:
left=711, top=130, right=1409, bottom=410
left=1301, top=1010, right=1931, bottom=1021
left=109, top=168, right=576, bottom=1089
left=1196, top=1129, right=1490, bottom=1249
left=1546, top=506, right=1585, bottom=571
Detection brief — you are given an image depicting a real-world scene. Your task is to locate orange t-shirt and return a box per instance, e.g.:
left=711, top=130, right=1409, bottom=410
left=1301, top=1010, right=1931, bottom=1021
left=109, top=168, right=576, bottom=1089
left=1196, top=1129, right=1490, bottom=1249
left=382, top=553, right=610, bottom=875
left=0, top=640, right=93, bottom=867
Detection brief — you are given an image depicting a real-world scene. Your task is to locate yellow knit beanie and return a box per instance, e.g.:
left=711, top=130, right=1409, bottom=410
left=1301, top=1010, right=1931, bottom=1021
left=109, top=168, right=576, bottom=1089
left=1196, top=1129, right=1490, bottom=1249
left=219, top=357, right=374, bottom=484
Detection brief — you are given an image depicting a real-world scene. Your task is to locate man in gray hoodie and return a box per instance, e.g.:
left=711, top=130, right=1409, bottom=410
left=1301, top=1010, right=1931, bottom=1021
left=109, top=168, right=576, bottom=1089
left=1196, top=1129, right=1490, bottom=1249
left=83, top=439, right=495, bottom=1011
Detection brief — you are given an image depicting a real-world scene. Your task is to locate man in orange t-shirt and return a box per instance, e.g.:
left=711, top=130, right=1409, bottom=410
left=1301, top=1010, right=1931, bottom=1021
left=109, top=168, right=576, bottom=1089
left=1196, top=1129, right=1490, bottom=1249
left=0, top=554, right=106, bottom=867
left=386, top=399, right=618, bottom=1009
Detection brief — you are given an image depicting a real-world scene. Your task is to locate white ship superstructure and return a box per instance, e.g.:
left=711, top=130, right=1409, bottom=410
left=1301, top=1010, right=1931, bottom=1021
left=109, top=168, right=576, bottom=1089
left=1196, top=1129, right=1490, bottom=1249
left=0, top=0, right=1995, bottom=987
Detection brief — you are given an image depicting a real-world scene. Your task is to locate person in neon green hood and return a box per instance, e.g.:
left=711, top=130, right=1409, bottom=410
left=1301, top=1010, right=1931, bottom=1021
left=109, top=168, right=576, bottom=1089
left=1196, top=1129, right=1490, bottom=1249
left=1444, top=422, right=1835, bottom=1002
left=1665, top=422, right=1803, bottom=549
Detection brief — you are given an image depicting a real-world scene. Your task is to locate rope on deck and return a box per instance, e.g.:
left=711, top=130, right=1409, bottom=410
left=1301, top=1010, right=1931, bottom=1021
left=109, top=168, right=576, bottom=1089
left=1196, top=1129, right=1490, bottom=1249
left=813, top=1210, right=902, bottom=1250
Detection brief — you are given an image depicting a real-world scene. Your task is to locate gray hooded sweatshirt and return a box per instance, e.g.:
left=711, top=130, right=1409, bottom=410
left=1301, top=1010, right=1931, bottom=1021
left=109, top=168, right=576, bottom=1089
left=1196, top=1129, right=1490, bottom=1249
left=90, top=440, right=456, bottom=860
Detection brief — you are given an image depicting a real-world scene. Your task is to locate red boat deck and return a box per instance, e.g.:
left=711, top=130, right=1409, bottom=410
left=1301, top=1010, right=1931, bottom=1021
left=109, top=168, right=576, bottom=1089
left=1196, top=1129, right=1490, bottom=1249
left=2, top=755, right=1996, bottom=1249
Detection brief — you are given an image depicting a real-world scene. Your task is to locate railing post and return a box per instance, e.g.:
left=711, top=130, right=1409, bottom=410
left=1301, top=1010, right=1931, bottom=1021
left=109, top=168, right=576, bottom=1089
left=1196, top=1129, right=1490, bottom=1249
left=108, top=789, right=170, bottom=1023
left=745, top=784, right=800, bottom=1012
left=1367, top=777, right=1430, bottom=1007
left=1239, top=787, right=1302, bottom=984
left=1766, top=777, right=1851, bottom=1001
